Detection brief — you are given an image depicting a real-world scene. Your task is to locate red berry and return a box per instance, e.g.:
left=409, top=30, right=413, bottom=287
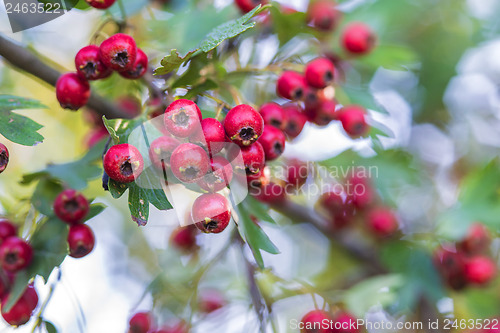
left=224, top=104, right=264, bottom=147
left=345, top=174, right=374, bottom=209
left=56, top=72, right=90, bottom=110
left=434, top=247, right=467, bottom=290
left=459, top=223, right=491, bottom=255
left=104, top=144, right=144, bottom=183
left=192, top=193, right=231, bottom=234
left=99, top=33, right=137, bottom=72
left=318, top=189, right=355, bottom=229
left=197, top=156, right=233, bottom=192
left=120, top=48, right=149, bottom=79
left=305, top=99, right=338, bottom=126
left=337, top=106, right=369, bottom=138
left=75, top=45, right=112, bottom=81
left=305, top=58, right=335, bottom=89
left=199, top=290, right=225, bottom=314
left=53, top=189, right=89, bottom=224
left=1, top=285, right=38, bottom=326
left=190, top=118, right=226, bottom=154
left=367, top=207, right=398, bottom=237
left=117, top=96, right=142, bottom=118
left=464, top=256, right=496, bottom=285
left=128, top=312, right=152, bottom=333
left=0, top=143, right=8, bottom=174
left=0, top=237, right=33, bottom=272
left=67, top=224, right=95, bottom=258
left=246, top=167, right=270, bottom=190
left=148, top=136, right=181, bottom=171
left=234, top=0, right=267, bottom=13
left=334, top=312, right=360, bottom=333
left=164, top=99, right=202, bottom=138
left=227, top=141, right=266, bottom=178
left=307, top=0, right=341, bottom=32
left=285, top=159, right=308, bottom=189
left=0, top=219, right=16, bottom=245
left=170, top=143, right=210, bottom=183
left=85, top=127, right=109, bottom=149
left=170, top=225, right=198, bottom=253
left=253, top=182, right=286, bottom=204
left=341, top=22, right=376, bottom=55
left=258, top=125, right=286, bottom=161
left=85, top=0, right=116, bottom=9
left=283, top=104, right=308, bottom=139
left=300, top=310, right=333, bottom=333
left=276, top=71, right=307, bottom=100
left=259, top=103, right=288, bottom=130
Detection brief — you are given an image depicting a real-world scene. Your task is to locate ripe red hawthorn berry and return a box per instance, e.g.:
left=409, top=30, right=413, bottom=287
left=197, top=156, right=234, bottom=192
left=276, top=71, right=307, bottom=101
left=170, top=225, right=198, bottom=253
left=85, top=0, right=116, bottom=9
left=128, top=312, right=152, bottom=333
left=192, top=193, right=231, bottom=234
left=318, top=189, right=355, bottom=229
left=227, top=141, right=266, bottom=180
left=198, top=290, right=226, bottom=314
left=75, top=45, right=112, bottom=81
left=53, top=189, right=89, bottom=224
left=190, top=118, right=226, bottom=155
left=433, top=247, right=467, bottom=290
left=300, top=310, right=334, bottom=333
left=367, top=207, right=399, bottom=237
left=56, top=72, right=91, bottom=110
left=1, top=285, right=38, bottom=326
left=224, top=104, right=264, bottom=147
left=259, top=102, right=288, bottom=130
left=247, top=167, right=270, bottom=190
left=258, top=125, right=286, bottom=161
left=149, top=136, right=181, bottom=171
left=0, top=219, right=16, bottom=245
left=305, top=99, right=338, bottom=126
left=341, top=22, right=376, bottom=55
left=305, top=58, right=335, bottom=89
left=164, top=99, right=202, bottom=138
left=285, top=159, right=308, bottom=189
left=104, top=143, right=144, bottom=183
left=337, top=106, right=369, bottom=138
left=345, top=174, right=374, bottom=209
left=0, top=143, right=8, bottom=174
left=464, top=256, right=496, bottom=285
left=253, top=182, right=286, bottom=204
left=307, top=0, right=341, bottom=32
left=459, top=223, right=491, bottom=255
left=68, top=224, right=95, bottom=258
left=120, top=48, right=149, bottom=79
left=234, top=0, right=267, bottom=13
left=0, top=237, right=33, bottom=272
left=334, top=312, right=361, bottom=333
left=282, top=104, right=308, bottom=139
left=170, top=143, right=210, bottom=183
left=99, top=33, right=137, bottom=72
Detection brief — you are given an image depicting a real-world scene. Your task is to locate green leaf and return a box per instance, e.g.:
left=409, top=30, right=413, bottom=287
left=44, top=321, right=58, bottom=333
left=128, top=183, right=149, bottom=226
left=135, top=167, right=172, bottom=211
left=154, top=49, right=197, bottom=76
left=84, top=203, right=107, bottom=222
left=0, top=95, right=46, bottom=146
left=358, top=44, right=419, bottom=71
left=198, top=5, right=268, bottom=53
left=108, top=178, right=129, bottom=199
left=31, top=179, right=64, bottom=217
left=269, top=5, right=308, bottom=46
left=102, top=116, right=143, bottom=144
left=243, top=196, right=276, bottom=224
left=2, top=271, right=30, bottom=312
left=102, top=116, right=120, bottom=144
left=236, top=202, right=280, bottom=269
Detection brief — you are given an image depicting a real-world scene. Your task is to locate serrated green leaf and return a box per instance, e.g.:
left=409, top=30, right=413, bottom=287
left=102, top=116, right=120, bottom=144
left=135, top=167, right=172, bottom=211
left=108, top=178, right=129, bottom=199
left=128, top=183, right=149, bottom=226
left=243, top=196, right=276, bottom=224
left=102, top=116, right=143, bottom=144
left=31, top=179, right=64, bottom=217
left=198, top=5, right=268, bottom=53
left=0, top=95, right=45, bottom=146
left=83, top=203, right=107, bottom=222
left=269, top=5, right=308, bottom=46
left=154, top=49, right=197, bottom=76
left=0, top=95, right=46, bottom=110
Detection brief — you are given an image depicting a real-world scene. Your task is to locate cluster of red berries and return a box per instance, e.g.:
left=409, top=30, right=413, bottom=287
left=300, top=309, right=360, bottom=333
left=316, top=173, right=399, bottom=237
left=276, top=57, right=370, bottom=138
left=0, top=219, right=38, bottom=326
left=85, top=0, right=116, bottom=9
left=0, top=143, right=9, bottom=174
left=56, top=33, right=148, bottom=110
left=434, top=223, right=497, bottom=290
left=128, top=291, right=224, bottom=333
left=53, top=189, right=95, bottom=258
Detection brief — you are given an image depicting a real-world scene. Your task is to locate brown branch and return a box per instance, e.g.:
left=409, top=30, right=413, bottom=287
left=0, top=33, right=128, bottom=119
